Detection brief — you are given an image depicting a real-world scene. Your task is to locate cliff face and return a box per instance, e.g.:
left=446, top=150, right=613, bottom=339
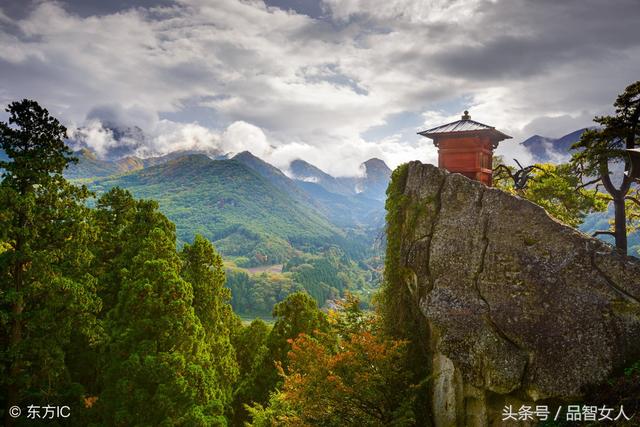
left=385, top=162, right=640, bottom=426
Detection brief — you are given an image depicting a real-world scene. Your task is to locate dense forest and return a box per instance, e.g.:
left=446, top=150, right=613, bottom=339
left=0, top=100, right=422, bottom=426
left=72, top=148, right=384, bottom=321
left=226, top=248, right=378, bottom=319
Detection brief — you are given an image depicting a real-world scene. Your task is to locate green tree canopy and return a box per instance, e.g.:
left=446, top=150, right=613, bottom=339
left=230, top=319, right=270, bottom=425
left=0, top=99, right=76, bottom=190
left=493, top=161, right=608, bottom=227
left=98, top=227, right=227, bottom=426
left=0, top=100, right=100, bottom=422
left=233, top=292, right=330, bottom=424
left=181, top=235, right=239, bottom=405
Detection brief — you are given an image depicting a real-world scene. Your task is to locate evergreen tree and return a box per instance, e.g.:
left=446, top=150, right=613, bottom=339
left=0, top=100, right=100, bottom=423
left=230, top=319, right=270, bottom=426
left=67, top=189, right=179, bottom=406
left=92, top=188, right=140, bottom=313
left=93, top=188, right=176, bottom=314
left=181, top=235, right=239, bottom=406
left=98, top=228, right=226, bottom=426
left=571, top=80, right=640, bottom=252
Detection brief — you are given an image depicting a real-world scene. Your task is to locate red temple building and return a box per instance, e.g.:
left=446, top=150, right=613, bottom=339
left=418, top=111, right=511, bottom=186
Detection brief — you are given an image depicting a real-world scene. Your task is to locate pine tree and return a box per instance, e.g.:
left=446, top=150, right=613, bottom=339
left=92, top=188, right=175, bottom=314
left=181, top=235, right=239, bottom=406
left=230, top=319, right=270, bottom=425
left=98, top=228, right=226, bottom=426
left=571, top=81, right=640, bottom=252
left=0, top=100, right=101, bottom=423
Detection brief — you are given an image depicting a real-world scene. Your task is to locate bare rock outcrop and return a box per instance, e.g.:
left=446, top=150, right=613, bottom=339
left=389, top=162, right=640, bottom=426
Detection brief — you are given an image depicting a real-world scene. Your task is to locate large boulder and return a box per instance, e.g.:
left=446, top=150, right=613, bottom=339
left=389, top=161, right=640, bottom=426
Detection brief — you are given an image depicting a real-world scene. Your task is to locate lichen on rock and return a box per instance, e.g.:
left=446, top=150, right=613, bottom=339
left=383, top=161, right=640, bottom=426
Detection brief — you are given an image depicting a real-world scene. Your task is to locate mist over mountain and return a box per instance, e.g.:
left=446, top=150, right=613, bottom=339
left=521, top=128, right=589, bottom=163
left=289, top=159, right=354, bottom=195
left=288, top=157, right=392, bottom=202
left=520, top=127, right=626, bottom=184
left=226, top=152, right=384, bottom=228
left=69, top=122, right=148, bottom=160
left=233, top=151, right=311, bottom=204
left=296, top=180, right=386, bottom=228
left=66, top=116, right=227, bottom=164
left=63, top=113, right=397, bottom=178
left=338, top=158, right=392, bottom=201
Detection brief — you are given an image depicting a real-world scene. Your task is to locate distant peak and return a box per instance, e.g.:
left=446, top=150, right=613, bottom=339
left=234, top=150, right=256, bottom=159
left=291, top=158, right=317, bottom=170
left=167, top=153, right=212, bottom=165
left=364, top=157, right=389, bottom=166
left=290, top=158, right=310, bottom=166
left=363, top=158, right=391, bottom=173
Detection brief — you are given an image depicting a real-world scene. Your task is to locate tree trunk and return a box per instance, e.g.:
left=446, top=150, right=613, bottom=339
left=600, top=162, right=630, bottom=254
left=613, top=195, right=628, bottom=254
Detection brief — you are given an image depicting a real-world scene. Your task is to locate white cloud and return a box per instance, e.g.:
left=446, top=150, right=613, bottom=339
left=322, top=0, right=477, bottom=23
left=68, top=118, right=220, bottom=159
left=265, top=133, right=436, bottom=177
left=522, top=113, right=594, bottom=140
left=147, top=120, right=221, bottom=156
left=68, top=120, right=120, bottom=159
left=1, top=0, right=639, bottom=174
left=221, top=121, right=272, bottom=158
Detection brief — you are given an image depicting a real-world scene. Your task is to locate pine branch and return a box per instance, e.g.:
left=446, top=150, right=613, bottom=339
left=592, top=230, right=616, bottom=237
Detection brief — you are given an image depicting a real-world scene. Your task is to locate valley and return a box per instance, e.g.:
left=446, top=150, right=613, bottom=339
left=70, top=148, right=390, bottom=318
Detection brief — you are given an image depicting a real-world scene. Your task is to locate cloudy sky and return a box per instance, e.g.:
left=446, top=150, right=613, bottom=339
left=1, top=0, right=639, bottom=176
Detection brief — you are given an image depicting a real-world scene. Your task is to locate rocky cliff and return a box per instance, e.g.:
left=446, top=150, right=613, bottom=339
left=384, top=161, right=640, bottom=426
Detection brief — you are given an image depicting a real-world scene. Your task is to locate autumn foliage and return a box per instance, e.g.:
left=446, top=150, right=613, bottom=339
left=248, top=295, right=417, bottom=426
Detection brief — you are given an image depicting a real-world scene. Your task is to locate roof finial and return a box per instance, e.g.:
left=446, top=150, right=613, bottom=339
left=462, top=110, right=470, bottom=120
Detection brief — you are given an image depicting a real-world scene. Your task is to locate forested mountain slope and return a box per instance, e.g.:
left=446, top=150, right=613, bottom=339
left=89, top=154, right=345, bottom=266
left=232, top=151, right=314, bottom=206
left=234, top=151, right=385, bottom=228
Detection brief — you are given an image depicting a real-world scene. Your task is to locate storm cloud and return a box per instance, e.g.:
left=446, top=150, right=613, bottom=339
left=1, top=0, right=638, bottom=175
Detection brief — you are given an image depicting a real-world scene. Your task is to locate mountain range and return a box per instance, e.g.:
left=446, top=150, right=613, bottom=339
left=78, top=148, right=391, bottom=266
left=234, top=152, right=386, bottom=228
left=65, top=148, right=225, bottom=179
left=3, top=125, right=636, bottom=259
left=289, top=157, right=391, bottom=202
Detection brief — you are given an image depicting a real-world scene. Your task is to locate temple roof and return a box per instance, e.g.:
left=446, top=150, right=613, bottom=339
left=418, top=111, right=512, bottom=141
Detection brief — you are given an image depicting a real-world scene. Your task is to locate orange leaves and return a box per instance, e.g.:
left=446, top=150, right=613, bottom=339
left=83, top=396, right=98, bottom=408
left=249, top=295, right=418, bottom=425
left=277, top=319, right=413, bottom=425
